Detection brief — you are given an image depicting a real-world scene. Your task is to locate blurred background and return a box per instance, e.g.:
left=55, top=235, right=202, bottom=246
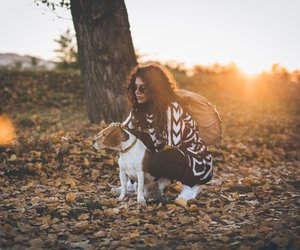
left=0, top=0, right=299, bottom=145
left=1, top=0, right=300, bottom=74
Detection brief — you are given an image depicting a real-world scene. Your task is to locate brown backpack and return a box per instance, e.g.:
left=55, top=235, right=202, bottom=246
left=175, top=89, right=223, bottom=146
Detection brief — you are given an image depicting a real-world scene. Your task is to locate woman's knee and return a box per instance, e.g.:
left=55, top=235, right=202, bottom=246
left=148, top=155, right=163, bottom=177
left=148, top=150, right=188, bottom=180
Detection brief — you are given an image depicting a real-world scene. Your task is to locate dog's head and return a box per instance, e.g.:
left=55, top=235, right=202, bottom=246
left=92, top=125, right=129, bottom=151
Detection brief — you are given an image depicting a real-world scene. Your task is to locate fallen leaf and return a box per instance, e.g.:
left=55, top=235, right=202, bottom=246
left=178, top=216, right=193, bottom=224
left=9, top=154, right=17, bottom=161
left=91, top=169, right=100, bottom=181
left=126, top=216, right=140, bottom=225
left=58, top=130, right=65, bottom=135
left=66, top=192, right=76, bottom=202
left=129, top=232, right=140, bottom=239
left=189, top=204, right=199, bottom=212
left=166, top=204, right=177, bottom=211
left=17, top=222, right=31, bottom=233
left=103, top=159, right=114, bottom=166
left=175, top=198, right=189, bottom=210
left=94, top=231, right=107, bottom=238
left=202, top=214, right=212, bottom=223
left=70, top=241, right=90, bottom=249
left=100, top=198, right=117, bottom=207
left=262, top=183, right=270, bottom=191
left=83, top=158, right=90, bottom=167
left=104, top=208, right=119, bottom=216
left=109, top=230, right=120, bottom=239
left=73, top=221, right=89, bottom=230
left=78, top=213, right=90, bottom=220
left=29, top=238, right=44, bottom=247
left=51, top=136, right=61, bottom=143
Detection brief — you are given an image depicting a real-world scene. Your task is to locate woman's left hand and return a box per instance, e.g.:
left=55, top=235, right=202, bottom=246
left=109, top=122, right=124, bottom=128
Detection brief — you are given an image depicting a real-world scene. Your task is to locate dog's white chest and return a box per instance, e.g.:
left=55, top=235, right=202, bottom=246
left=118, top=147, right=146, bottom=181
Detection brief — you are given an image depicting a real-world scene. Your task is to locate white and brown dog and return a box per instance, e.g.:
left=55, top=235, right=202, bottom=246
left=92, top=124, right=170, bottom=204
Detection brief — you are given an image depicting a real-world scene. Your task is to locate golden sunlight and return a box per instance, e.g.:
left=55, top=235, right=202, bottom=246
left=239, top=64, right=263, bottom=77
left=0, top=115, right=16, bottom=146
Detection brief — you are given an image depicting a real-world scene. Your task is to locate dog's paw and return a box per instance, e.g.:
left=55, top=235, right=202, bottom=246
left=137, top=197, right=146, bottom=204
left=117, top=194, right=125, bottom=201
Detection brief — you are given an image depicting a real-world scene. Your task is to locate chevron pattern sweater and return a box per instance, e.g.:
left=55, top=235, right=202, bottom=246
left=123, top=102, right=213, bottom=182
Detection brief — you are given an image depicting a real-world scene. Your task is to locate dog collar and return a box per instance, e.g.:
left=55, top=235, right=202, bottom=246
left=121, top=138, right=138, bottom=154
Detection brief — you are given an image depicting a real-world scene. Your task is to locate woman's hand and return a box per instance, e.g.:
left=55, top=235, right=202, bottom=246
left=109, top=122, right=124, bottom=128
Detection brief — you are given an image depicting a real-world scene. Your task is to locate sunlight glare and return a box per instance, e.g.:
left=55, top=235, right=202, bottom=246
left=0, top=115, right=16, bottom=146
left=239, top=64, right=263, bottom=77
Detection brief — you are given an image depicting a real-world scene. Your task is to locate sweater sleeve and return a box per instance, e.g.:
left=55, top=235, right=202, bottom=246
left=168, top=102, right=196, bottom=147
left=181, top=109, right=201, bottom=145
left=122, top=110, right=135, bottom=130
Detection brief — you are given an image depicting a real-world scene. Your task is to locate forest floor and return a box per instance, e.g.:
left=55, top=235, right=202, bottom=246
left=0, top=71, right=299, bottom=249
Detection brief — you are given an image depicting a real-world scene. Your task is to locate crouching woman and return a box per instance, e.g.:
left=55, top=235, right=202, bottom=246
left=120, top=63, right=213, bottom=201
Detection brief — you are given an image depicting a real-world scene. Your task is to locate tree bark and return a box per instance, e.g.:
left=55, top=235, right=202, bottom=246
left=70, top=0, right=137, bottom=123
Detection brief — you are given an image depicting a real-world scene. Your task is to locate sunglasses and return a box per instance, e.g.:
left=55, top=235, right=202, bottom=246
left=132, top=84, right=147, bottom=94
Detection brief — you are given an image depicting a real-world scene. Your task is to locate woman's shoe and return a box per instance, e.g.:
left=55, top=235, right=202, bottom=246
left=176, top=184, right=202, bottom=201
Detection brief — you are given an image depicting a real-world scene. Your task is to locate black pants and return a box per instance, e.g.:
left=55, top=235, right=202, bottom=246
left=148, top=148, right=203, bottom=187
left=133, top=131, right=209, bottom=187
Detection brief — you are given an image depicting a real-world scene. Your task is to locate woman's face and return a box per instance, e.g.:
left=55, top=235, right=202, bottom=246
left=134, top=77, right=149, bottom=104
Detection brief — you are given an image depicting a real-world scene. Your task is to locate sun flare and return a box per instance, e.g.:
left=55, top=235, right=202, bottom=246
left=239, top=64, right=264, bottom=76
left=0, top=115, right=16, bottom=146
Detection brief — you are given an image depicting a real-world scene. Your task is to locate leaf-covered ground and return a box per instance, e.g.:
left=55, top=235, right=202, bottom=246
left=0, top=70, right=299, bottom=249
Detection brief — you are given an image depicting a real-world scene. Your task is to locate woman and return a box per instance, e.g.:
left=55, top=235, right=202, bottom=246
left=120, top=63, right=213, bottom=201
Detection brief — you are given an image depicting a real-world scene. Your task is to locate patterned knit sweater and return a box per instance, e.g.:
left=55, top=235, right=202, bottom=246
left=123, top=102, right=213, bottom=182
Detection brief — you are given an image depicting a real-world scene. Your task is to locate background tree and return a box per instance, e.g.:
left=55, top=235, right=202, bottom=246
left=54, top=28, right=79, bottom=70
left=37, top=0, right=137, bottom=123
left=29, top=56, right=38, bottom=68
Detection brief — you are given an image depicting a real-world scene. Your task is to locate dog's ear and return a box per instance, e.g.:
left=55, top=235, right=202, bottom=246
left=121, top=130, right=129, bottom=141
left=103, top=127, right=123, bottom=148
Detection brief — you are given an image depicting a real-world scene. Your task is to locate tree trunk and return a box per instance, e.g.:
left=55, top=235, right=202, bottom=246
left=70, top=0, right=137, bottom=123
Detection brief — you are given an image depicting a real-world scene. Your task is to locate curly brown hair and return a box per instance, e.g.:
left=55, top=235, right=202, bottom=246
left=126, top=63, right=179, bottom=139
